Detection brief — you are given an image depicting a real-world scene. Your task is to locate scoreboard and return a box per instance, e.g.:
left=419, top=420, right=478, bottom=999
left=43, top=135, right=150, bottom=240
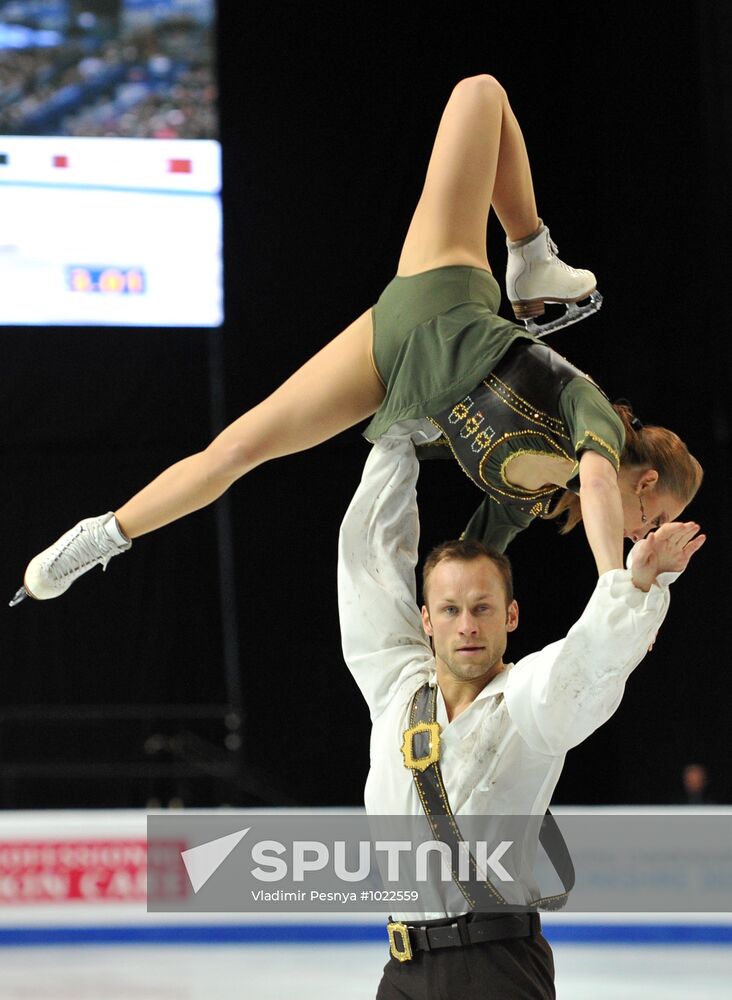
left=0, top=135, right=222, bottom=327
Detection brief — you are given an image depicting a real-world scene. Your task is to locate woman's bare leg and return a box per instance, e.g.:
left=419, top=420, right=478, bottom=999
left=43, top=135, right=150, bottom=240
left=398, top=75, right=540, bottom=275
left=115, top=78, right=540, bottom=540
left=115, top=308, right=383, bottom=538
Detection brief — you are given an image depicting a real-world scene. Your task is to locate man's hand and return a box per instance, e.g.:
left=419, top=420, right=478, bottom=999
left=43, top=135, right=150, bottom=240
left=630, top=522, right=706, bottom=592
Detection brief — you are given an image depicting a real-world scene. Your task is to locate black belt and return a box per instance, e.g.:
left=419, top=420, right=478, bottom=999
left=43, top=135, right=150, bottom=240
left=387, top=912, right=539, bottom=962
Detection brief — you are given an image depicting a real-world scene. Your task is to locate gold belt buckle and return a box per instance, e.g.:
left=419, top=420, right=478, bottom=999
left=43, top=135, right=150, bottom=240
left=387, top=921, right=413, bottom=962
left=400, top=721, right=441, bottom=771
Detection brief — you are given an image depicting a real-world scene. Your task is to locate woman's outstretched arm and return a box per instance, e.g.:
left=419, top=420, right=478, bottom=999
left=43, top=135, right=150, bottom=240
left=577, top=450, right=625, bottom=576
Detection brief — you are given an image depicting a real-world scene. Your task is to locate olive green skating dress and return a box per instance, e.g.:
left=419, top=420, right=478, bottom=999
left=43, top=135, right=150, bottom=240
left=364, top=266, right=624, bottom=552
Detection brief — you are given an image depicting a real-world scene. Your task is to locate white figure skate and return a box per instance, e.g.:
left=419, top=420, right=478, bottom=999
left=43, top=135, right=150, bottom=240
left=506, top=222, right=602, bottom=337
left=10, top=513, right=131, bottom=606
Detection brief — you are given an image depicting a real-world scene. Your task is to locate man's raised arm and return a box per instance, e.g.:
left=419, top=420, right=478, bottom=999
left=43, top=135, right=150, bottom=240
left=504, top=521, right=706, bottom=756
left=338, top=432, right=434, bottom=721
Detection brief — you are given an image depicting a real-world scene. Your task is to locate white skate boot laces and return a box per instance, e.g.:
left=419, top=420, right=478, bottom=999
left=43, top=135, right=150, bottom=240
left=547, top=234, right=579, bottom=274
left=10, top=514, right=132, bottom=605
left=41, top=519, right=123, bottom=584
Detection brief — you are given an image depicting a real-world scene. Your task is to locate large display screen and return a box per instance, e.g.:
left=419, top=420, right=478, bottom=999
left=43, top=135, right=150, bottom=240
left=0, top=0, right=222, bottom=327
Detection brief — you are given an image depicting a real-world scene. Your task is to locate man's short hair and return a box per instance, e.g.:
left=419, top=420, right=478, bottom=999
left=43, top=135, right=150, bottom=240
left=421, top=539, right=514, bottom=606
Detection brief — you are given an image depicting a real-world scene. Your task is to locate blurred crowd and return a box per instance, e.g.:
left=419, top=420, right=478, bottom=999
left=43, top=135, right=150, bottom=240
left=0, top=42, right=82, bottom=126
left=0, top=16, right=217, bottom=138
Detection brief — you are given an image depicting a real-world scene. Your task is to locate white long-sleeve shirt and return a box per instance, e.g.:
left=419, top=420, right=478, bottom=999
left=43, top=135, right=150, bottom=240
left=337, top=429, right=675, bottom=919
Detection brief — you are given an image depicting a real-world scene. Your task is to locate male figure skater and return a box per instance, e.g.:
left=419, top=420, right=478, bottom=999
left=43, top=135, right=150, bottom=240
left=337, top=424, right=704, bottom=999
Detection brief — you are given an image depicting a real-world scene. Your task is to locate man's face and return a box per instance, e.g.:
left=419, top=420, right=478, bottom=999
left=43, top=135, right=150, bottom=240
left=421, top=556, right=519, bottom=685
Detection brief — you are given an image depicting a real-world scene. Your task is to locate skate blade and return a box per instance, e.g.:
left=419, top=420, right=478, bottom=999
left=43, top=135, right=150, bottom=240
left=523, top=290, right=603, bottom=338
left=9, top=586, right=30, bottom=607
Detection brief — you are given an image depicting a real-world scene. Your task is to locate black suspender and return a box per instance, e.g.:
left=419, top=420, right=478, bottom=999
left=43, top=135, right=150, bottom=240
left=401, top=682, right=574, bottom=911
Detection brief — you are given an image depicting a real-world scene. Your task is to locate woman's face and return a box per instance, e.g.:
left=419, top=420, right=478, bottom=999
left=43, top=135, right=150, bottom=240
left=618, top=468, right=685, bottom=543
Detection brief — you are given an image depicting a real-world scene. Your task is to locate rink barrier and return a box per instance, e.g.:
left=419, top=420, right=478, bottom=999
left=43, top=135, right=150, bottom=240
left=0, top=923, right=731, bottom=947
left=0, top=808, right=730, bottom=946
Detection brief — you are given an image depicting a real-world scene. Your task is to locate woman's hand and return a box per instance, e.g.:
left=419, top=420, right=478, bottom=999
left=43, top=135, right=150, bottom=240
left=630, top=521, right=706, bottom=591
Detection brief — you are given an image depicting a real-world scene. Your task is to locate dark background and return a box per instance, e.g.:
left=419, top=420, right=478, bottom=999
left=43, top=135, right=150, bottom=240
left=2, top=1, right=730, bottom=809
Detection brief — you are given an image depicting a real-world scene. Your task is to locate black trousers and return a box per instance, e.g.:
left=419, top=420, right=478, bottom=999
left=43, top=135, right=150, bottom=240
left=375, top=919, right=555, bottom=1000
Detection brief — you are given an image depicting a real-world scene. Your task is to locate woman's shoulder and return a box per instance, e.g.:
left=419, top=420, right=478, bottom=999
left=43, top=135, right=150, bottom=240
left=560, top=375, right=621, bottom=419
left=558, top=376, right=626, bottom=468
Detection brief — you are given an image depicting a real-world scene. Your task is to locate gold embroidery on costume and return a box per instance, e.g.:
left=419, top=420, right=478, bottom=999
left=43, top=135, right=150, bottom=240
left=575, top=430, right=621, bottom=469
left=427, top=416, right=502, bottom=499
left=426, top=342, right=619, bottom=519
left=498, top=447, right=572, bottom=491
left=473, top=429, right=495, bottom=452
left=461, top=412, right=485, bottom=438
left=488, top=374, right=569, bottom=438
left=448, top=397, right=473, bottom=424
left=484, top=434, right=570, bottom=501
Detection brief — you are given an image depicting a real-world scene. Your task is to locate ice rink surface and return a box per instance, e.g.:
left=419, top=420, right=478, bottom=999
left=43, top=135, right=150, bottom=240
left=0, top=941, right=730, bottom=999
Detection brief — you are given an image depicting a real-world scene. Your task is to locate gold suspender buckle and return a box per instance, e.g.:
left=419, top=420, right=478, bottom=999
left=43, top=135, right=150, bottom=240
left=400, top=721, right=441, bottom=772
left=387, top=921, right=413, bottom=962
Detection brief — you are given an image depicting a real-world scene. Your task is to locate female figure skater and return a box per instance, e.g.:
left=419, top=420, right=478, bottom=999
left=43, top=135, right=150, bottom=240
left=12, top=75, right=702, bottom=605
